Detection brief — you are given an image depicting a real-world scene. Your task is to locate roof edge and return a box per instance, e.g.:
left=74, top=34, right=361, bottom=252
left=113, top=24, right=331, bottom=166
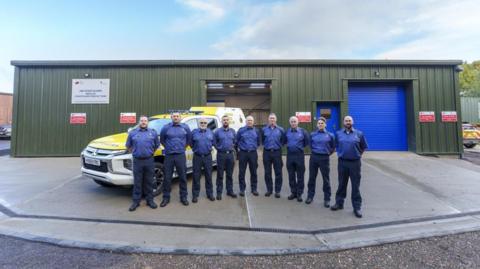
left=10, top=59, right=463, bottom=67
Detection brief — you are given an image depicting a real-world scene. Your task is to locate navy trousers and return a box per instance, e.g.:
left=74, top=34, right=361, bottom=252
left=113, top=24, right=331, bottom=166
left=163, top=153, right=188, bottom=200
left=216, top=151, right=235, bottom=194
left=238, top=150, right=258, bottom=192
left=192, top=153, right=213, bottom=197
left=287, top=152, right=305, bottom=196
left=132, top=157, right=155, bottom=203
left=263, top=150, right=283, bottom=194
left=335, top=158, right=362, bottom=210
left=307, top=154, right=331, bottom=201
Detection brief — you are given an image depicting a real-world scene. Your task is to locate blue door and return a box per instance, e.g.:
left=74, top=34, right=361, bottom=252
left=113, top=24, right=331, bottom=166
left=316, top=103, right=340, bottom=134
left=348, top=84, right=407, bottom=151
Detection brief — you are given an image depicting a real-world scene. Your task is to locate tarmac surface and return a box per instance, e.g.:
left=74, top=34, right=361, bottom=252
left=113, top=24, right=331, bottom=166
left=1, top=151, right=480, bottom=255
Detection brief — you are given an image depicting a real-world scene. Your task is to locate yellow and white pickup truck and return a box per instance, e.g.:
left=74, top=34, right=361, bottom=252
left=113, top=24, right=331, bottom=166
left=81, top=107, right=245, bottom=195
left=463, top=123, right=480, bottom=149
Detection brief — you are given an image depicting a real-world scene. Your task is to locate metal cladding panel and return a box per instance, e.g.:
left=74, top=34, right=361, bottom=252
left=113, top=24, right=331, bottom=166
left=348, top=84, right=408, bottom=151
left=416, top=67, right=460, bottom=154
left=461, top=97, right=480, bottom=123
left=12, top=67, right=206, bottom=156
left=11, top=62, right=461, bottom=156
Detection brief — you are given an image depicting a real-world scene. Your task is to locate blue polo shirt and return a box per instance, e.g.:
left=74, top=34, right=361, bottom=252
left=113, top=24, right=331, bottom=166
left=160, top=122, right=192, bottom=155
left=214, top=127, right=236, bottom=152
left=285, top=127, right=310, bottom=154
left=125, top=127, right=160, bottom=158
left=335, top=128, right=368, bottom=160
left=236, top=126, right=261, bottom=151
left=191, top=128, right=214, bottom=155
left=261, top=125, right=285, bottom=150
left=311, top=129, right=335, bottom=155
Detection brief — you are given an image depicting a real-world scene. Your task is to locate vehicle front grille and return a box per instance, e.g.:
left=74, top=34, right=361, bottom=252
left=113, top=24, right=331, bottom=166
left=83, top=157, right=109, bottom=173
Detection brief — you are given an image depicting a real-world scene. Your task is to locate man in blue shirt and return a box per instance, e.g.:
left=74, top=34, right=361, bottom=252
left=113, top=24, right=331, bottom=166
left=261, top=113, right=285, bottom=198
left=159, top=112, right=192, bottom=207
left=285, top=116, right=310, bottom=202
left=236, top=115, right=261, bottom=197
left=125, top=116, right=160, bottom=212
left=214, top=115, right=237, bottom=200
left=191, top=117, right=215, bottom=203
left=307, top=117, right=335, bottom=207
left=331, top=116, right=368, bottom=218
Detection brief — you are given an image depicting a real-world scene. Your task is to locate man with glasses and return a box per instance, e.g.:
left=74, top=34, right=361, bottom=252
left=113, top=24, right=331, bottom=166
left=160, top=112, right=192, bottom=207
left=125, top=115, right=160, bottom=212
left=191, top=118, right=215, bottom=203
left=214, top=115, right=237, bottom=200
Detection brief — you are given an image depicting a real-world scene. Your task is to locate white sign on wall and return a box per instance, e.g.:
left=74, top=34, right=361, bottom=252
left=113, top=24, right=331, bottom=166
left=71, top=79, right=110, bottom=104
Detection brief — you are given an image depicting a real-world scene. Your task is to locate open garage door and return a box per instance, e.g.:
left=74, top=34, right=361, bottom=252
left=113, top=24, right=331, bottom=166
left=206, top=81, right=271, bottom=128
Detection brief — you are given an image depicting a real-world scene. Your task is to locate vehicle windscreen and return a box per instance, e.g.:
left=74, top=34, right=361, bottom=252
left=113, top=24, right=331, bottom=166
left=463, top=125, right=475, bottom=130
left=128, top=119, right=170, bottom=134
left=148, top=119, right=171, bottom=133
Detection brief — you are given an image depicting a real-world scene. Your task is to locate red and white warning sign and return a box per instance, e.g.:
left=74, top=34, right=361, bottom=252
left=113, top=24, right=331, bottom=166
left=70, top=113, right=87, bottom=124
left=441, top=111, right=457, bottom=122
left=295, top=112, right=311, bottom=123
left=419, top=111, right=435, bottom=123
left=120, top=113, right=137, bottom=124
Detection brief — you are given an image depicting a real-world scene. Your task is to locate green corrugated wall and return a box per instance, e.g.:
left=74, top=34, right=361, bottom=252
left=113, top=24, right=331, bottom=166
left=11, top=62, right=462, bottom=156
left=461, top=97, right=480, bottom=123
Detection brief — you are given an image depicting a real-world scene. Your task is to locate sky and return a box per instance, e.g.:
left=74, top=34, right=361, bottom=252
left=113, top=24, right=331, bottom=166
left=1, top=0, right=479, bottom=93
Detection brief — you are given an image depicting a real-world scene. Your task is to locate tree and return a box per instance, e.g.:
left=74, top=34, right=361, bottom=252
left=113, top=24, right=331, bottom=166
left=460, top=61, right=480, bottom=97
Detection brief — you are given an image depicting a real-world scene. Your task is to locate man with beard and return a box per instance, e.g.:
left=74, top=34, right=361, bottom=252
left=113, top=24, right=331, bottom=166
left=191, top=117, right=215, bottom=203
left=126, top=115, right=160, bottom=212
left=214, top=115, right=238, bottom=200
left=331, top=116, right=368, bottom=218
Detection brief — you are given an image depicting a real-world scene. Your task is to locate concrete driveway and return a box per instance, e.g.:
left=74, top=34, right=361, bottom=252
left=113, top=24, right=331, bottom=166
left=1, top=152, right=480, bottom=255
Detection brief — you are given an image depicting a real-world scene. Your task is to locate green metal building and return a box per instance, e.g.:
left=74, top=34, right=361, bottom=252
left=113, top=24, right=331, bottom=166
left=461, top=97, right=480, bottom=124
left=10, top=60, right=463, bottom=157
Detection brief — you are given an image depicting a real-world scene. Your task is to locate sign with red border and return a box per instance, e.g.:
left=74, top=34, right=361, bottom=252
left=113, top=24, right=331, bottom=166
left=120, top=113, right=137, bottom=124
left=441, top=111, right=457, bottom=122
left=295, top=112, right=311, bottom=123
left=419, top=111, right=435, bottom=123
left=70, top=113, right=86, bottom=124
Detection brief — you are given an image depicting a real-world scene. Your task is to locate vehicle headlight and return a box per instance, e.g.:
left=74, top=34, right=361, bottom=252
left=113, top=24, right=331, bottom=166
left=6, top=128, right=11, bottom=132
left=123, top=159, right=133, bottom=170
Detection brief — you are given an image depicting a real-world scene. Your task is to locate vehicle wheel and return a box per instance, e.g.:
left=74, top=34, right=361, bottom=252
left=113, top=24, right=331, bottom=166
left=153, top=162, right=165, bottom=197
left=93, top=179, right=115, bottom=187
left=464, top=144, right=477, bottom=149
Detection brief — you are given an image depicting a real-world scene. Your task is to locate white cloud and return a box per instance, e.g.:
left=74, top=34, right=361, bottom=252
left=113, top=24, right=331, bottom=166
left=212, top=0, right=480, bottom=61
left=376, top=0, right=480, bottom=60
left=168, top=0, right=230, bottom=32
